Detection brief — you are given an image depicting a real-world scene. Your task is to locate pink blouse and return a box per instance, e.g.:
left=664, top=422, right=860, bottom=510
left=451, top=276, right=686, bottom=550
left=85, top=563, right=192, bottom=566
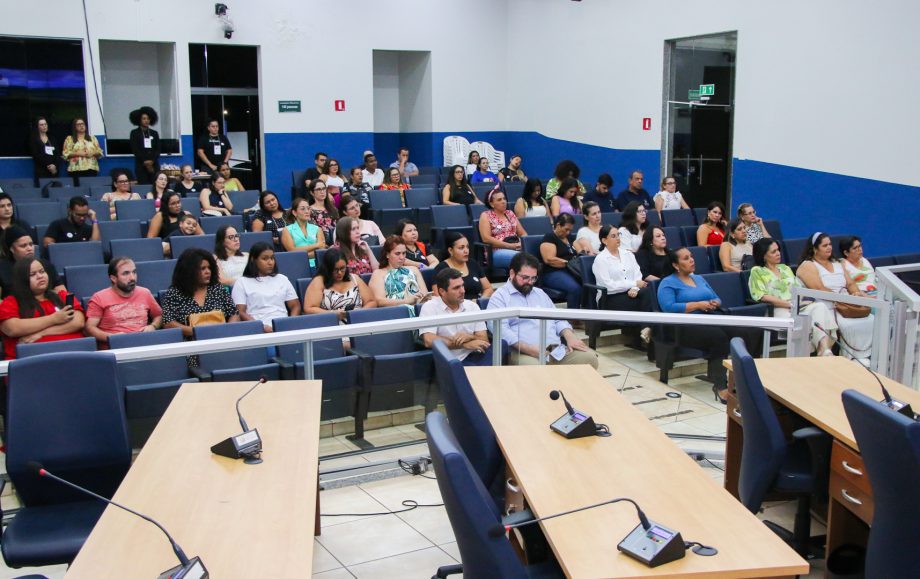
left=485, top=210, right=518, bottom=241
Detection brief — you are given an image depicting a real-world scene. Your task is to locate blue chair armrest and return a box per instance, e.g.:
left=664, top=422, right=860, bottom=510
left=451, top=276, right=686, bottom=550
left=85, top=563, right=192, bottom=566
left=189, top=366, right=212, bottom=381
left=723, top=303, right=769, bottom=317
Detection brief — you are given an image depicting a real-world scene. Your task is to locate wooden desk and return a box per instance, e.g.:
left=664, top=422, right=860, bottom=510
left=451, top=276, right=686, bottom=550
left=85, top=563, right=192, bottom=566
left=67, top=380, right=322, bottom=578
left=467, top=365, right=808, bottom=579
left=723, top=357, right=920, bottom=571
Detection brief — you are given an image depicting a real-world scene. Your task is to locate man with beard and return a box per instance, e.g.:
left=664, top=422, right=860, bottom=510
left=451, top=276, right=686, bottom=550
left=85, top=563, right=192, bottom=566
left=84, top=257, right=162, bottom=347
left=487, top=252, right=597, bottom=367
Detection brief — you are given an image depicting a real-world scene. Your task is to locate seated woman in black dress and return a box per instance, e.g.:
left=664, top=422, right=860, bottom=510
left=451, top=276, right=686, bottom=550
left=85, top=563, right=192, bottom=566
left=147, top=191, right=204, bottom=240
left=441, top=165, right=482, bottom=206
left=161, top=248, right=239, bottom=341
left=433, top=231, right=493, bottom=299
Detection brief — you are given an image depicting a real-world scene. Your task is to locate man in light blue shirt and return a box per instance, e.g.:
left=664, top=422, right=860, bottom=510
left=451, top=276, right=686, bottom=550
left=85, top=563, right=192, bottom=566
left=389, top=147, right=419, bottom=184
left=487, top=253, right=598, bottom=367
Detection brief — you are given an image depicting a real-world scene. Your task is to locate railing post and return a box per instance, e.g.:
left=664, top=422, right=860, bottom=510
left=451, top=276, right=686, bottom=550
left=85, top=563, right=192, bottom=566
left=492, top=321, right=502, bottom=367
left=303, top=340, right=314, bottom=380
left=538, top=320, right=547, bottom=365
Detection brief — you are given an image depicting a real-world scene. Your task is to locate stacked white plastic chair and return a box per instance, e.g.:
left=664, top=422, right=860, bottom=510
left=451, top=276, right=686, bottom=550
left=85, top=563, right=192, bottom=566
left=443, top=136, right=470, bottom=167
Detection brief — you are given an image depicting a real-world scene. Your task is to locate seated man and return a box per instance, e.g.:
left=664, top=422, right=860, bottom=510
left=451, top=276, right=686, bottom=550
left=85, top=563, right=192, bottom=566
left=302, top=151, right=327, bottom=191
left=389, top=147, right=419, bottom=184
left=361, top=152, right=385, bottom=188
left=43, top=196, right=100, bottom=247
left=84, top=256, right=162, bottom=347
left=487, top=253, right=598, bottom=367
left=615, top=170, right=652, bottom=211
left=420, top=268, right=505, bottom=366
left=582, top=173, right=617, bottom=213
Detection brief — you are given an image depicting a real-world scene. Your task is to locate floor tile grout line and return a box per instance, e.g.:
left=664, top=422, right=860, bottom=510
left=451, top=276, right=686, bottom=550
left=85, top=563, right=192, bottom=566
left=343, top=544, right=449, bottom=572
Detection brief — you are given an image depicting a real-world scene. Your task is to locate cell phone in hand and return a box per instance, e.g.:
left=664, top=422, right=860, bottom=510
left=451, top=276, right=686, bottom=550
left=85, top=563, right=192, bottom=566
left=65, top=293, right=75, bottom=309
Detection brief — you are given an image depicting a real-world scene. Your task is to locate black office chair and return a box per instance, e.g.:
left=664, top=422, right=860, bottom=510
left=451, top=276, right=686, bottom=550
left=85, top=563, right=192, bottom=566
left=842, top=389, right=920, bottom=577
left=730, top=338, right=830, bottom=558
left=2, top=352, right=131, bottom=568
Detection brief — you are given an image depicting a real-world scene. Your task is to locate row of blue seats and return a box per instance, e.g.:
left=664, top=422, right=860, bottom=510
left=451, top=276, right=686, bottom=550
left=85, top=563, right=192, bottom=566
left=0, top=175, right=116, bottom=190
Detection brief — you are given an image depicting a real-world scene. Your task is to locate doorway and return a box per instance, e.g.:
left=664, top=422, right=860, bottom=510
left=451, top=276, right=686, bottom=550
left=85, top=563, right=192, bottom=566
left=372, top=50, right=433, bottom=164
left=662, top=32, right=736, bottom=208
left=189, top=44, right=261, bottom=190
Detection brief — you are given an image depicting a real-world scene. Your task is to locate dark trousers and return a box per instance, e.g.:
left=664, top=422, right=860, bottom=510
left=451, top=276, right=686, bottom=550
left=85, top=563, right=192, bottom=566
left=676, top=324, right=763, bottom=388
left=602, top=286, right=654, bottom=314
left=461, top=340, right=509, bottom=367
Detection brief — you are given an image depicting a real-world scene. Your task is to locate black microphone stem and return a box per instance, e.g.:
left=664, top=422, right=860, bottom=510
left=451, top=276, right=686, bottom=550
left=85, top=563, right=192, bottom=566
left=813, top=323, right=892, bottom=402
left=236, top=377, right=266, bottom=432
left=504, top=497, right=650, bottom=532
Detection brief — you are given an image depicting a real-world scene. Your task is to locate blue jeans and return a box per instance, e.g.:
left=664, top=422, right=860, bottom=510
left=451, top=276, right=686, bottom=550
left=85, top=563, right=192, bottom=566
left=542, top=268, right=581, bottom=310
left=491, top=249, right=517, bottom=271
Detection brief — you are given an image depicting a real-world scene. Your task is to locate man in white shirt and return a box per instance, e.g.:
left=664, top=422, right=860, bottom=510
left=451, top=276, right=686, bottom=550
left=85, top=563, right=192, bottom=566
left=361, top=152, right=385, bottom=188
left=419, top=267, right=505, bottom=366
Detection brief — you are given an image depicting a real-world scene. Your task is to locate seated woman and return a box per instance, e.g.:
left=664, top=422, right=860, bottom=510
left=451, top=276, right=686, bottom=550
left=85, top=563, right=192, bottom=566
left=545, top=160, right=586, bottom=200
left=304, top=247, right=377, bottom=321
left=618, top=201, right=648, bottom=252
left=469, top=156, right=498, bottom=184
left=514, top=178, right=548, bottom=219
left=307, top=180, right=339, bottom=242
left=319, top=158, right=346, bottom=206
left=146, top=170, right=173, bottom=210
left=653, top=176, right=689, bottom=216
left=796, top=232, right=873, bottom=365
left=378, top=167, right=410, bottom=192
left=635, top=226, right=671, bottom=282
left=574, top=202, right=603, bottom=255
left=592, top=225, right=653, bottom=343
left=173, top=164, right=200, bottom=196
left=101, top=171, right=142, bottom=219
left=0, top=257, right=85, bottom=360
left=214, top=225, right=248, bottom=287
left=231, top=242, right=301, bottom=332
left=839, top=236, right=878, bottom=297
left=199, top=171, right=234, bottom=217
left=334, top=216, right=378, bottom=276
left=250, top=190, right=288, bottom=249
left=164, top=213, right=201, bottom=257
left=341, top=195, right=384, bottom=246
left=396, top=218, right=437, bottom=269
left=718, top=219, right=753, bottom=272
left=161, top=248, right=239, bottom=344
left=369, top=235, right=432, bottom=307
left=433, top=231, right=494, bottom=300
left=0, top=194, right=32, bottom=250
left=217, top=163, right=245, bottom=192
left=736, top=203, right=771, bottom=244
left=147, top=191, right=205, bottom=240
left=539, top=213, right=581, bottom=311
left=657, top=247, right=763, bottom=403
left=749, top=238, right=835, bottom=356
left=696, top=201, right=727, bottom=246
left=281, top=196, right=326, bottom=270
left=441, top=165, right=482, bottom=206
left=479, top=188, right=527, bottom=271
left=0, top=227, right=64, bottom=298
left=549, top=177, right=582, bottom=218
left=466, top=150, right=480, bottom=177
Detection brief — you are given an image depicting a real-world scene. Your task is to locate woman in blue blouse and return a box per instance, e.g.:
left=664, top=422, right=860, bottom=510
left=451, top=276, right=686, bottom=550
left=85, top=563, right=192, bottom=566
left=657, top=247, right=762, bottom=403
left=470, top=157, right=498, bottom=184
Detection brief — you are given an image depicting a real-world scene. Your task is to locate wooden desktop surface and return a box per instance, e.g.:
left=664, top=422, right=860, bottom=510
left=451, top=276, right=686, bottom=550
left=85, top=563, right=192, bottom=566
left=67, top=380, right=322, bottom=578
left=724, top=356, right=920, bottom=451
left=467, top=365, right=808, bottom=578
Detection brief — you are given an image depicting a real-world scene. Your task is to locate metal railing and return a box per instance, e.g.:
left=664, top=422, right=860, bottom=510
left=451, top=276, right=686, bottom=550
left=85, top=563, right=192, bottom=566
left=876, top=264, right=920, bottom=388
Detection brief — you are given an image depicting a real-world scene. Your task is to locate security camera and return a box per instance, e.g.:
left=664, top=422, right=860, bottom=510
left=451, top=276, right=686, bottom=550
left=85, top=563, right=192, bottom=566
left=215, top=4, right=234, bottom=39
left=221, top=18, right=234, bottom=39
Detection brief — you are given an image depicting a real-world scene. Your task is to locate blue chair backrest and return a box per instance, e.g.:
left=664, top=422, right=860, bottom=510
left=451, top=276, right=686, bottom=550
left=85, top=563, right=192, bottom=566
left=169, top=234, right=216, bottom=257
left=194, top=320, right=272, bottom=370
left=369, top=190, right=404, bottom=209
left=660, top=226, right=682, bottom=249
left=99, top=219, right=143, bottom=254
left=894, top=253, right=920, bottom=265
left=18, top=202, right=64, bottom=226
left=578, top=254, right=597, bottom=285
left=693, top=207, right=708, bottom=224
left=761, top=219, right=783, bottom=240
left=348, top=306, right=416, bottom=355
left=0, top=178, right=39, bottom=189
left=73, top=175, right=112, bottom=188
left=661, top=209, right=695, bottom=228
left=469, top=204, right=486, bottom=222
left=199, top=214, right=243, bottom=234
left=296, top=277, right=313, bottom=305
left=405, top=187, right=439, bottom=208
left=275, top=251, right=311, bottom=283
left=115, top=199, right=156, bottom=222
left=291, top=170, right=306, bottom=187
left=426, top=412, right=526, bottom=578
left=63, top=264, right=110, bottom=302
left=689, top=245, right=713, bottom=274
left=730, top=338, right=787, bottom=513
left=48, top=187, right=88, bottom=202
left=228, top=190, right=259, bottom=214
left=680, top=225, right=700, bottom=247
left=867, top=255, right=895, bottom=267
left=842, top=389, right=920, bottom=578
left=239, top=231, right=272, bottom=252
left=135, top=259, right=176, bottom=294
left=48, top=241, right=104, bottom=270
left=17, top=336, right=97, bottom=358
left=432, top=205, right=470, bottom=228
left=781, top=238, right=808, bottom=265
left=110, top=238, right=164, bottom=262
left=602, top=212, right=622, bottom=228
left=9, top=187, right=45, bottom=202
left=109, top=328, right=190, bottom=385
left=702, top=272, right=745, bottom=308
left=522, top=235, right=543, bottom=261
left=180, top=197, right=201, bottom=218
left=707, top=245, right=723, bottom=272
left=273, top=313, right=345, bottom=362
left=644, top=210, right=660, bottom=227
left=518, top=216, right=552, bottom=236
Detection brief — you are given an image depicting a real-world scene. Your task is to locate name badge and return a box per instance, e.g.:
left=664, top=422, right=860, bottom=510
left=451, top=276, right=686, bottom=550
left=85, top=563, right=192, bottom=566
left=213, top=144, right=222, bottom=155
left=143, top=137, right=152, bottom=149
left=44, top=145, right=55, bottom=155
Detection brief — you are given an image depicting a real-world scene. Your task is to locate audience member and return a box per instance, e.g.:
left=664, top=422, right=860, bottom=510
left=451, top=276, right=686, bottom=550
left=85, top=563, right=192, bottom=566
left=513, top=178, right=548, bottom=218
left=0, top=257, right=85, bottom=360
left=280, top=196, right=325, bottom=269
left=319, top=158, right=346, bottom=205
left=736, top=203, right=771, bottom=244
left=574, top=202, right=603, bottom=255
left=341, top=195, right=383, bottom=245
left=657, top=247, right=762, bottom=402
left=43, top=196, right=100, bottom=247
left=487, top=253, right=597, bottom=367
left=250, top=191, right=289, bottom=249
left=195, top=119, right=232, bottom=172
left=635, top=226, right=671, bottom=282
left=479, top=189, right=526, bottom=270
left=161, top=248, right=239, bottom=343
left=420, top=267, right=502, bottom=366
left=303, top=247, right=376, bottom=319
left=361, top=152, right=385, bottom=188
left=592, top=224, right=653, bottom=344
left=615, top=170, right=652, bottom=211
left=128, top=106, right=161, bottom=184
left=549, top=177, right=582, bottom=217
left=146, top=170, right=173, bottom=210
left=389, top=147, right=419, bottom=184
left=101, top=171, right=142, bottom=219
left=466, top=151, right=481, bottom=176
left=696, top=201, right=727, bottom=246
left=307, top=180, right=338, bottom=241
left=148, top=191, right=204, bottom=240
left=470, top=157, right=498, bottom=184
left=839, top=235, right=878, bottom=297
left=231, top=242, right=300, bottom=332
left=173, top=164, right=200, bottom=196
left=214, top=225, right=248, bottom=286
left=84, top=257, right=162, bottom=346
left=719, top=219, right=752, bottom=272
left=545, top=160, right=586, bottom=199
left=748, top=238, right=835, bottom=356
left=199, top=171, right=234, bottom=216
left=618, top=201, right=648, bottom=252
left=539, top=213, right=581, bottom=311
left=217, top=163, right=245, bottom=191
left=378, top=168, right=410, bottom=207
left=334, top=216, right=378, bottom=275
left=442, top=165, right=481, bottom=206
left=164, top=214, right=201, bottom=256
left=63, top=117, right=103, bottom=179
left=582, top=174, right=616, bottom=213
left=433, top=231, right=493, bottom=299
left=0, top=226, right=64, bottom=298
left=396, top=218, right=438, bottom=268
left=654, top=176, right=689, bottom=215
left=0, top=194, right=32, bottom=246
left=342, top=167, right=373, bottom=218
left=302, top=151, right=328, bottom=191
left=30, top=117, right=59, bottom=180
left=797, top=232, right=873, bottom=364
left=369, top=235, right=431, bottom=307
left=498, top=154, right=526, bottom=183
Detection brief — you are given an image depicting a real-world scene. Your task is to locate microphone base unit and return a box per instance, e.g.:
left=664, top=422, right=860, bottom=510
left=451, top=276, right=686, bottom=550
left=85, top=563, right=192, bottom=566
left=550, top=410, right=607, bottom=439
left=210, top=429, right=263, bottom=463
left=882, top=398, right=916, bottom=420
left=617, top=520, right=686, bottom=568
left=158, top=556, right=209, bottom=579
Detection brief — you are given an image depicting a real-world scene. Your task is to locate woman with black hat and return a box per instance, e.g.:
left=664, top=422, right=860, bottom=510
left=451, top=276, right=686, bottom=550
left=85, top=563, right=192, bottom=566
left=129, top=106, right=161, bottom=185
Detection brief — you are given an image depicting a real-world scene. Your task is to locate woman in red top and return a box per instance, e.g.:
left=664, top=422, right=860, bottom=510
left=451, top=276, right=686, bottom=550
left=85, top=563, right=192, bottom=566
left=478, top=188, right=527, bottom=270
left=0, top=257, right=85, bottom=360
left=696, top=201, right=727, bottom=246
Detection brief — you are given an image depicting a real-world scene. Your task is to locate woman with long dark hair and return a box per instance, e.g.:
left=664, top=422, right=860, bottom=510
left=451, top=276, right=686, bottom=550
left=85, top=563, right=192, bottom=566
left=433, top=231, right=493, bottom=299
left=539, top=213, right=581, bottom=311
left=718, top=219, right=752, bottom=272
left=0, top=194, right=32, bottom=248
left=549, top=177, right=582, bottom=218
left=441, top=165, right=481, bottom=206
left=303, top=247, right=377, bottom=320
left=369, top=235, right=431, bottom=307
left=334, top=216, right=378, bottom=275
left=618, top=201, right=648, bottom=252
left=250, top=190, right=289, bottom=249
left=214, top=224, right=248, bottom=286
left=147, top=191, right=204, bottom=239
left=29, top=117, right=59, bottom=180
left=696, top=201, right=727, bottom=246
left=281, top=196, right=325, bottom=269
left=514, top=178, right=548, bottom=218
left=307, top=180, right=339, bottom=240
left=199, top=171, right=234, bottom=216
left=635, top=226, right=671, bottom=281
left=62, top=117, right=103, bottom=180
left=231, top=242, right=300, bottom=331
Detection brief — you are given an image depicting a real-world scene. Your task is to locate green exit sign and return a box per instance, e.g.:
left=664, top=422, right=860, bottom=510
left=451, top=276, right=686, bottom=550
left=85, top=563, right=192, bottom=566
left=688, top=89, right=701, bottom=100
left=278, top=100, right=301, bottom=113
left=699, top=84, right=715, bottom=96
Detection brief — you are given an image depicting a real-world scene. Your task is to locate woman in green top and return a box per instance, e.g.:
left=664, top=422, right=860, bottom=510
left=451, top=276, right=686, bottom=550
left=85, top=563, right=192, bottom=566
left=748, top=238, right=835, bottom=356
left=281, top=196, right=325, bottom=268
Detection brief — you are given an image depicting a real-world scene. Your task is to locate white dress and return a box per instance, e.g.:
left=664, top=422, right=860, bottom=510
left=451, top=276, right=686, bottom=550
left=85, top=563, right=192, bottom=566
left=575, top=226, right=601, bottom=252
left=654, top=190, right=685, bottom=210
left=803, top=260, right=874, bottom=363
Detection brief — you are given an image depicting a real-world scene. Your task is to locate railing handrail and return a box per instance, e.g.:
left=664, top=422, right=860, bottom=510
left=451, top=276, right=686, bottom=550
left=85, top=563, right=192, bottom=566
left=877, top=265, right=920, bottom=312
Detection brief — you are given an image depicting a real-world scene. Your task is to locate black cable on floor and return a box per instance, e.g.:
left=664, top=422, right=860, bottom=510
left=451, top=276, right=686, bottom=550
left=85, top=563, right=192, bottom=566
left=321, top=499, right=444, bottom=517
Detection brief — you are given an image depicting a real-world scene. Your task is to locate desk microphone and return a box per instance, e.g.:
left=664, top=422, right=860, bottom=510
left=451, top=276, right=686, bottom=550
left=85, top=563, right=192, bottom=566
left=27, top=461, right=208, bottom=579
left=211, top=375, right=267, bottom=464
left=548, top=390, right=610, bottom=438
left=814, top=323, right=916, bottom=419
left=549, top=389, right=575, bottom=416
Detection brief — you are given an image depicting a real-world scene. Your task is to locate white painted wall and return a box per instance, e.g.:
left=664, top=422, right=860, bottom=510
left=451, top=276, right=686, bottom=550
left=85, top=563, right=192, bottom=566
left=398, top=51, right=432, bottom=133
left=373, top=51, right=401, bottom=133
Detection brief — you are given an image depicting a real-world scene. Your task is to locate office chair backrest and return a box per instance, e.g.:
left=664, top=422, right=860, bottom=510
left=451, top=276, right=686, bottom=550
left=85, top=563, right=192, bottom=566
left=842, top=389, right=920, bottom=578
left=273, top=313, right=346, bottom=362
left=730, top=337, right=787, bottom=513
left=426, top=412, right=527, bottom=579
left=348, top=306, right=415, bottom=355
left=108, top=327, right=189, bottom=385
left=17, top=336, right=97, bottom=358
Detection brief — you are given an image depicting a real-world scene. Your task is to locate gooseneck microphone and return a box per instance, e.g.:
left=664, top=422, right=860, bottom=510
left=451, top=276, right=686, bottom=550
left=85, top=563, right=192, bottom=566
left=211, top=376, right=268, bottom=464
left=28, top=461, right=208, bottom=578
left=236, top=375, right=267, bottom=432
left=488, top=496, right=650, bottom=538
left=548, top=389, right=610, bottom=438
left=549, top=389, right=575, bottom=416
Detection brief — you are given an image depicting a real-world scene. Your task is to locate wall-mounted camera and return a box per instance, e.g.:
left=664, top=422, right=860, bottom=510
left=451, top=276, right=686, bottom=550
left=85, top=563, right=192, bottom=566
left=215, top=3, right=234, bottom=40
